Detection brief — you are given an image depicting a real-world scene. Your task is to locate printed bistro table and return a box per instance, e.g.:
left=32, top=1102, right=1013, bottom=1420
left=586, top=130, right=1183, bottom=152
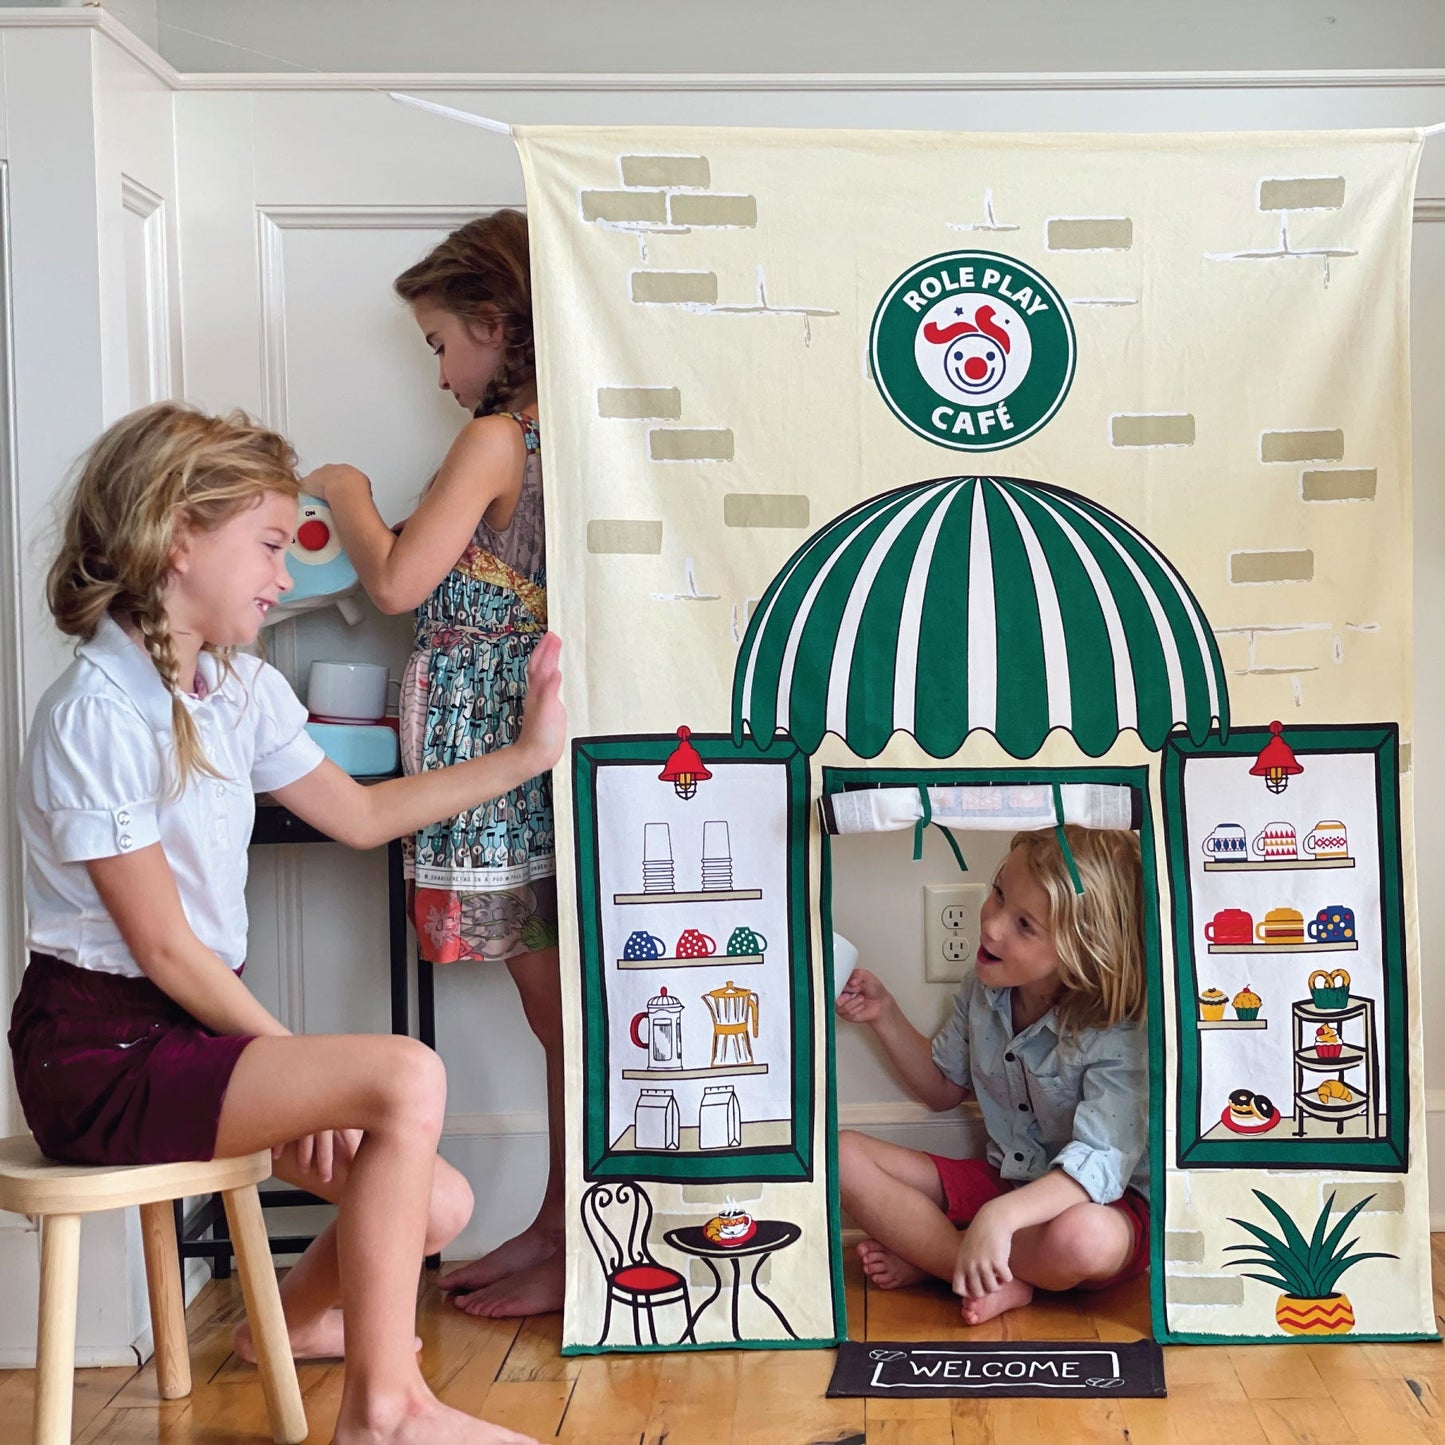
left=663, top=1220, right=801, bottom=1342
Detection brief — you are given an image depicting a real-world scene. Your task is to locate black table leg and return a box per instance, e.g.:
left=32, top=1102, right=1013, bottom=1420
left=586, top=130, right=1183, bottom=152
left=418, top=955, right=436, bottom=1052
left=750, top=1251, right=799, bottom=1339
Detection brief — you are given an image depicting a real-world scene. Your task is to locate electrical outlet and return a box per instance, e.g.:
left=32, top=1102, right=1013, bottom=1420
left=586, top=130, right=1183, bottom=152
left=924, top=882, right=988, bottom=984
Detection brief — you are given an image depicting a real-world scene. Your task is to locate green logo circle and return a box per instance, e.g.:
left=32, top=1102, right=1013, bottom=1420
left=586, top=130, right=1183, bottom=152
left=869, top=250, right=1076, bottom=452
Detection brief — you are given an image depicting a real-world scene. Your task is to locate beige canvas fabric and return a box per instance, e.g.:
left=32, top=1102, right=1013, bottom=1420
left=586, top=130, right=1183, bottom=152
left=517, top=125, right=1430, bottom=1350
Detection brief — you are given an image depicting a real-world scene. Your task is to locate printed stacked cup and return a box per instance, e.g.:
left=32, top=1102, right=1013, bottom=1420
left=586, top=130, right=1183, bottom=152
left=701, top=820, right=734, bottom=891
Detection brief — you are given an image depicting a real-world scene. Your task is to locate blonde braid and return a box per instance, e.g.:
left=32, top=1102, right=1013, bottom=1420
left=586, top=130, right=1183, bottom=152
left=135, top=583, right=224, bottom=791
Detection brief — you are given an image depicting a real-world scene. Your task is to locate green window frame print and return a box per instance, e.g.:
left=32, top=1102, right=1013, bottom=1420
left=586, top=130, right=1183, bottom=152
left=1164, top=723, right=1409, bottom=1171
left=573, top=733, right=814, bottom=1183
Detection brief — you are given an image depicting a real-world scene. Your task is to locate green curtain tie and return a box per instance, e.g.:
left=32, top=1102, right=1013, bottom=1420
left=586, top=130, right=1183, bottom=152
left=910, top=787, right=968, bottom=872
left=1053, top=782, right=1085, bottom=895
left=912, top=785, right=933, bottom=861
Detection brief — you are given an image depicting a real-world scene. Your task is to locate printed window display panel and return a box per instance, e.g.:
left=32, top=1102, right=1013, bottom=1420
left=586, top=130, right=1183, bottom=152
left=574, top=733, right=812, bottom=1183
left=1164, top=724, right=1407, bottom=1170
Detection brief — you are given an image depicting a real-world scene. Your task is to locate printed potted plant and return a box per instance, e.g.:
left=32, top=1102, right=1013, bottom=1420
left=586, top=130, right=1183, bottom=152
left=1223, top=1188, right=1396, bottom=1336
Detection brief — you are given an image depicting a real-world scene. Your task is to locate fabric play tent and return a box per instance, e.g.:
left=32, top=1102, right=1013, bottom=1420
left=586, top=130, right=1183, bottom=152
left=507, top=123, right=1431, bottom=1351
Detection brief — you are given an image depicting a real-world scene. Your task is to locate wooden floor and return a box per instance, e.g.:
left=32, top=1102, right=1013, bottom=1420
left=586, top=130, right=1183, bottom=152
left=3, top=1238, right=1444, bottom=1443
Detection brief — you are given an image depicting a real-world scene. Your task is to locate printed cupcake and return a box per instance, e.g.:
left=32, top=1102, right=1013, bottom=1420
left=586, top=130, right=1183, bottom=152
left=1315, top=1022, right=1343, bottom=1059
left=1198, top=987, right=1228, bottom=1021
left=1232, top=985, right=1262, bottom=1021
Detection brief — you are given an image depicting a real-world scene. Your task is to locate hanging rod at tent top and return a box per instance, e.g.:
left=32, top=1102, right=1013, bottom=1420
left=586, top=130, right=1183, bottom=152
left=389, top=92, right=513, bottom=134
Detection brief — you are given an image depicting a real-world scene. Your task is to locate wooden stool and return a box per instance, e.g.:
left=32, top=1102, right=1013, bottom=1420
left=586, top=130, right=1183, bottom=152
left=0, top=1136, right=307, bottom=1445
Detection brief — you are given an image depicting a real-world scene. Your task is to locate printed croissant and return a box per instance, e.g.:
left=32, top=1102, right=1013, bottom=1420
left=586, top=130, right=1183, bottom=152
left=1317, top=1079, right=1353, bottom=1104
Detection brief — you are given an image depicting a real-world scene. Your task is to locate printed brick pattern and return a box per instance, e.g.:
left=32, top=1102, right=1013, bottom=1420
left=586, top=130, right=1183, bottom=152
left=724, top=494, right=811, bottom=529
left=1262, top=430, right=1344, bottom=463
left=1302, top=468, right=1377, bottom=502
left=1327, top=1182, right=1405, bottom=1213
left=1165, top=1275, right=1245, bottom=1307
left=668, top=193, right=758, bottom=227
left=1248, top=625, right=1334, bottom=673
left=1111, top=415, right=1196, bottom=447
left=650, top=429, right=734, bottom=462
left=1047, top=218, right=1133, bottom=250
left=597, top=387, right=682, bottom=420
left=1260, top=177, right=1346, bottom=211
left=581, top=190, right=667, bottom=224
left=631, top=271, right=719, bottom=305
left=1165, top=1231, right=1207, bottom=1264
left=1230, top=550, right=1314, bottom=584
left=586, top=520, right=663, bottom=554
left=621, top=155, right=711, bottom=189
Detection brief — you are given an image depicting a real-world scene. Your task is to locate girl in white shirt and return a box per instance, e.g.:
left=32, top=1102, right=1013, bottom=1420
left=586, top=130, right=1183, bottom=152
left=12, top=402, right=556, bottom=1445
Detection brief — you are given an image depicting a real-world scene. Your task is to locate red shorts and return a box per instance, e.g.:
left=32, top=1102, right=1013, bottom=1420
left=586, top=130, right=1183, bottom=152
left=9, top=952, right=254, bottom=1166
left=927, top=1153, right=1150, bottom=1291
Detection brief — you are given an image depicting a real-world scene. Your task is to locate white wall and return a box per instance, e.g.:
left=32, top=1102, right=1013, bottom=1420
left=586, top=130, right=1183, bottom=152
left=2, top=8, right=1445, bottom=1362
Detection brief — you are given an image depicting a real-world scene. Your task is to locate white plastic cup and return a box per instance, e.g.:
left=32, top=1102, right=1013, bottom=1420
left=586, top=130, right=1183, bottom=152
left=831, top=933, right=860, bottom=1002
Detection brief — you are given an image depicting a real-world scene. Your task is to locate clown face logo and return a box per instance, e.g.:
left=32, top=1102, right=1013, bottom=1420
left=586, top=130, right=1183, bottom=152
left=871, top=251, right=1074, bottom=452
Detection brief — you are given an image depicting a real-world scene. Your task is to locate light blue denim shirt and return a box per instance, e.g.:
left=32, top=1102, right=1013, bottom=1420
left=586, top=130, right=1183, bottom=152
left=930, top=970, right=1149, bottom=1204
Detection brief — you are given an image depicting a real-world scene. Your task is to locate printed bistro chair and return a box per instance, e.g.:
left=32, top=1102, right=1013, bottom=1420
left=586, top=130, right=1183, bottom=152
left=580, top=1181, right=696, bottom=1347
left=0, top=1135, right=306, bottom=1445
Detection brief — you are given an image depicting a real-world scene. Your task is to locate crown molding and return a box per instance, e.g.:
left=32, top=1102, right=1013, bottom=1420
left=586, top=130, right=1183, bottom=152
left=2, top=12, right=1444, bottom=98
left=171, top=68, right=1445, bottom=95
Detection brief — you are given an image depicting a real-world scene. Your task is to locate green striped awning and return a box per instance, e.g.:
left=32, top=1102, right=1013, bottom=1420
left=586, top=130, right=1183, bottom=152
left=732, top=476, right=1229, bottom=759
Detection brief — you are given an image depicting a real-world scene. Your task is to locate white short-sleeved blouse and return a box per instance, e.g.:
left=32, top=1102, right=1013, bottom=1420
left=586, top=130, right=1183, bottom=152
left=19, top=614, right=326, bottom=977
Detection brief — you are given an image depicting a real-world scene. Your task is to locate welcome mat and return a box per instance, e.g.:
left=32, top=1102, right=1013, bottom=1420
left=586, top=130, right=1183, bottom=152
left=826, top=1340, right=1167, bottom=1399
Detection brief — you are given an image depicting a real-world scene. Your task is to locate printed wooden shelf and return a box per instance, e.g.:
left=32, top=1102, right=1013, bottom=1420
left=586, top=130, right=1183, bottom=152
left=1203, top=857, right=1354, bottom=871
left=620, top=1063, right=769, bottom=1081
left=613, top=889, right=763, bottom=905
left=616, top=953, right=764, bottom=970
left=1196, top=1018, right=1267, bottom=1029
left=609, top=1119, right=792, bottom=1154
left=1206, top=941, right=1358, bottom=955
left=1294, top=1045, right=1365, bottom=1070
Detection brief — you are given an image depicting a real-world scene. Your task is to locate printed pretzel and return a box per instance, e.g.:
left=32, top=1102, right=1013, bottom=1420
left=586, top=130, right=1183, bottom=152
left=1308, top=968, right=1351, bottom=991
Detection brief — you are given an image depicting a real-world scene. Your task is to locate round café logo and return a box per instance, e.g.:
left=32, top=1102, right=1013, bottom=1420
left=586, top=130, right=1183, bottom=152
left=869, top=250, right=1075, bottom=452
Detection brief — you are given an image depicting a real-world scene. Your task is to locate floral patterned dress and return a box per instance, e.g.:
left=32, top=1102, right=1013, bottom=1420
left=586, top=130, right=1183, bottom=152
left=400, top=411, right=557, bottom=963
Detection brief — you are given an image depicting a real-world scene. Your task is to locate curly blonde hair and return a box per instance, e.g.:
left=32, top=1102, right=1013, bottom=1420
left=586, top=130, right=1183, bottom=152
left=393, top=208, right=534, bottom=416
left=47, top=402, right=300, bottom=788
left=1007, top=825, right=1147, bottom=1033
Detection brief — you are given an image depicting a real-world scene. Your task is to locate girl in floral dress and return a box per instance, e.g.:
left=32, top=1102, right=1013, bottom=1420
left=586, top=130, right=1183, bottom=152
left=308, top=210, right=564, bottom=1318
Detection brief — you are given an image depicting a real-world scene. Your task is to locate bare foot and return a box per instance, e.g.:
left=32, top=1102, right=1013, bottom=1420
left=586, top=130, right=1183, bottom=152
left=856, top=1238, right=929, bottom=1290
left=333, top=1393, right=539, bottom=1444
left=438, top=1223, right=561, bottom=1295
left=451, top=1254, right=564, bottom=1318
left=233, top=1308, right=421, bottom=1363
left=959, top=1276, right=1035, bottom=1325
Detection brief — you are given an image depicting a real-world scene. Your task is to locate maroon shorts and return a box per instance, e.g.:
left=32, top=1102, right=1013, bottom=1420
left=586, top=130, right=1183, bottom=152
left=9, top=952, right=254, bottom=1166
left=927, top=1153, right=1151, bottom=1290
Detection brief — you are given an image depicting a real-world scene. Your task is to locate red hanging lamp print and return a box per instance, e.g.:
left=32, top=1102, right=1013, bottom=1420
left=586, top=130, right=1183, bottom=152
left=1249, top=720, right=1304, bottom=795
left=659, top=726, right=712, bottom=801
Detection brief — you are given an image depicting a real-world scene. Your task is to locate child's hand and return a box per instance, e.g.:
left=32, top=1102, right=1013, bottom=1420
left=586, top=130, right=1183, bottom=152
left=301, top=463, right=370, bottom=504
left=835, top=967, right=892, bottom=1024
left=518, top=633, right=565, bottom=771
left=952, top=1201, right=1014, bottom=1299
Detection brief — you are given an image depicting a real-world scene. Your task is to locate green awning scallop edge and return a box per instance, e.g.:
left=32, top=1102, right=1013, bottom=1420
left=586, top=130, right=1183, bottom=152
left=731, top=475, right=1230, bottom=761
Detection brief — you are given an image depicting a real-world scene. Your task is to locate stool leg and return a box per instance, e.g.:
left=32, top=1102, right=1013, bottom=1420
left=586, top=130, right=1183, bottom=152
left=221, top=1185, right=307, bottom=1445
left=34, top=1213, right=80, bottom=1445
left=139, top=1200, right=191, bottom=1399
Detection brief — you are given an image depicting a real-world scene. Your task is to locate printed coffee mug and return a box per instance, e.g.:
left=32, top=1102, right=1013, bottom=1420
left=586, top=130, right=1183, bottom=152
left=1251, top=822, right=1298, bottom=860
left=1204, top=908, right=1254, bottom=945
left=623, top=930, right=668, bottom=962
left=1307, top=905, right=1356, bottom=943
left=1304, top=819, right=1349, bottom=860
left=675, top=928, right=717, bottom=960
left=725, top=926, right=768, bottom=956
left=1201, top=822, right=1248, bottom=859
